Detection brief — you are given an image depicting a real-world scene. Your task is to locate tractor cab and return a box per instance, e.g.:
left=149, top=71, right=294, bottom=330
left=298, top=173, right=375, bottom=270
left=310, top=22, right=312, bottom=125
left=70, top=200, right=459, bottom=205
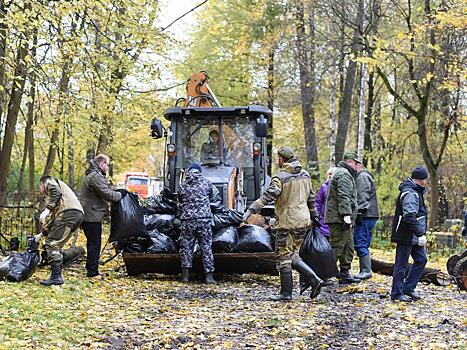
left=151, top=105, right=272, bottom=212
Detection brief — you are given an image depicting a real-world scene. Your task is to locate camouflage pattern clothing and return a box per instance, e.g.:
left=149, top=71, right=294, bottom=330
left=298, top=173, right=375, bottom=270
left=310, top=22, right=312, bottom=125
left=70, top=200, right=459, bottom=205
left=275, top=227, right=308, bottom=270
left=179, top=169, right=218, bottom=273
left=180, top=219, right=214, bottom=273
left=41, top=177, right=84, bottom=264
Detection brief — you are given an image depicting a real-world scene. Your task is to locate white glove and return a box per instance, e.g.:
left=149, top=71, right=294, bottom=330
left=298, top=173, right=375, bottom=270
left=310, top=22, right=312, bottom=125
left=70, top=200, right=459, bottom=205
left=34, top=233, right=43, bottom=242
left=39, top=208, right=50, bottom=223
left=243, top=209, right=252, bottom=222
left=418, top=235, right=427, bottom=247
left=343, top=215, right=352, bottom=225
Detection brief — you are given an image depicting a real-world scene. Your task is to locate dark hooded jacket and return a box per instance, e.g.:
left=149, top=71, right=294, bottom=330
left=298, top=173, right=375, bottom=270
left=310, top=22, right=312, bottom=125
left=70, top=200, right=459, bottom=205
left=79, top=162, right=122, bottom=222
left=391, top=178, right=427, bottom=245
left=324, top=161, right=358, bottom=224
left=179, top=169, right=217, bottom=221
left=356, top=169, right=379, bottom=218
left=249, top=159, right=317, bottom=230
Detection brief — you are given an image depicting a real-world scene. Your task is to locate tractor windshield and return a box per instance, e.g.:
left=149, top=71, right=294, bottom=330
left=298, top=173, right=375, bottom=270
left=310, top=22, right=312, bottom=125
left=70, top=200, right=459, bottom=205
left=177, top=117, right=255, bottom=169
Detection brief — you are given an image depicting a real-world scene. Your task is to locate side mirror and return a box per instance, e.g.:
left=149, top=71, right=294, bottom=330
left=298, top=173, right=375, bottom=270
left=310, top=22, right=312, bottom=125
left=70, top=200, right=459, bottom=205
left=151, top=118, right=163, bottom=139
left=255, top=115, right=268, bottom=138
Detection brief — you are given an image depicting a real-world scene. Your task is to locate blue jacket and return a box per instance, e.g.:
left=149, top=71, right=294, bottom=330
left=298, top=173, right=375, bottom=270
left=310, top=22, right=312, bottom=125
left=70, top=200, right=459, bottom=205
left=391, top=178, right=427, bottom=245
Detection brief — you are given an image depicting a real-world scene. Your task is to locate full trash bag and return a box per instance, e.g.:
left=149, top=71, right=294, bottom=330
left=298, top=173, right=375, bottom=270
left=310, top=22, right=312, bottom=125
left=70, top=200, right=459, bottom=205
left=299, top=228, right=338, bottom=280
left=144, top=214, right=178, bottom=238
left=212, top=226, right=238, bottom=253
left=147, top=229, right=177, bottom=253
left=110, top=190, right=147, bottom=243
left=0, top=236, right=40, bottom=282
left=212, top=210, right=243, bottom=231
left=145, top=188, right=177, bottom=214
left=234, top=225, right=273, bottom=252
left=120, top=236, right=152, bottom=253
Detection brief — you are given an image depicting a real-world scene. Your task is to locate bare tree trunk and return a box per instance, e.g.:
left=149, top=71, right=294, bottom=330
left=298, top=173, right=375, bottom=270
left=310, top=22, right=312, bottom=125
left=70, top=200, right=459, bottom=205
left=67, top=121, right=75, bottom=189
left=356, top=63, right=367, bottom=160
left=294, top=0, right=318, bottom=172
left=43, top=61, right=70, bottom=176
left=0, top=41, right=28, bottom=204
left=334, top=0, right=364, bottom=164
left=18, top=32, right=37, bottom=196
left=266, top=48, right=274, bottom=177
left=0, top=0, right=8, bottom=151
left=363, top=71, right=375, bottom=166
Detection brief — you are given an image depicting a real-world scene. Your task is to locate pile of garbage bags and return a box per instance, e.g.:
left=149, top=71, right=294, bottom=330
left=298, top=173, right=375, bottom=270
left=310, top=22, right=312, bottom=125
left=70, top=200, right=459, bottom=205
left=113, top=189, right=275, bottom=254
left=0, top=236, right=40, bottom=282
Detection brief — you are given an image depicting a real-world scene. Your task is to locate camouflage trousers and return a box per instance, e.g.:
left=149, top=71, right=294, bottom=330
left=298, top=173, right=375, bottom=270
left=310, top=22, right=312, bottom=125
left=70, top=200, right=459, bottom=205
left=275, top=227, right=308, bottom=271
left=329, top=223, right=354, bottom=272
left=180, top=219, right=214, bottom=273
left=44, top=210, right=83, bottom=264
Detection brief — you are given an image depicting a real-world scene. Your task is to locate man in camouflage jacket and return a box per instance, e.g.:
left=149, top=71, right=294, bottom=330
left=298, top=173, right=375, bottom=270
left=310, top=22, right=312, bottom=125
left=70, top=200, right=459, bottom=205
left=244, top=147, right=323, bottom=301
left=325, top=151, right=361, bottom=284
left=179, top=163, right=219, bottom=284
left=36, top=176, right=84, bottom=286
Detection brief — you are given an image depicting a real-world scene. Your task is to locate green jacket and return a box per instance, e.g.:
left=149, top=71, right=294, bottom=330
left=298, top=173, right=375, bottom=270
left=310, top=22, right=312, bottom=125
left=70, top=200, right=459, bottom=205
left=249, top=159, right=317, bottom=230
left=79, top=163, right=122, bottom=222
left=324, top=161, right=358, bottom=224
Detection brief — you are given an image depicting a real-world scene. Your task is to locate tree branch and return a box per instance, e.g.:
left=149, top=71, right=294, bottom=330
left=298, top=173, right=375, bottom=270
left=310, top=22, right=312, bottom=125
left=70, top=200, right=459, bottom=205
left=160, top=0, right=208, bottom=32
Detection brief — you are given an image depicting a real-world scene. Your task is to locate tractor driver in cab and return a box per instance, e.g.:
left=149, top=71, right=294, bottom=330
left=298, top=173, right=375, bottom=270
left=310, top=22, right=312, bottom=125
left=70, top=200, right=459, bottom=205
left=200, top=127, right=228, bottom=164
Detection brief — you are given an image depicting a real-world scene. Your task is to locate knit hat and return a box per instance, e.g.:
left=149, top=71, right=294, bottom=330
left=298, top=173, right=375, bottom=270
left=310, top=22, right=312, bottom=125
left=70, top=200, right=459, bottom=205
left=342, top=151, right=361, bottom=163
left=188, top=163, right=202, bottom=173
left=411, top=165, right=428, bottom=180
left=278, top=147, right=295, bottom=161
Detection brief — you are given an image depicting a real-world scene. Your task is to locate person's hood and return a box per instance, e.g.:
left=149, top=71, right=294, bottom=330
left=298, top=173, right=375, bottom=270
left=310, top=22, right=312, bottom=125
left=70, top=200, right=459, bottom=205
left=337, top=161, right=357, bottom=178
left=358, top=169, right=374, bottom=179
left=399, top=177, right=426, bottom=194
left=85, top=162, right=105, bottom=176
left=282, top=159, right=302, bottom=174
left=186, top=169, right=203, bottom=184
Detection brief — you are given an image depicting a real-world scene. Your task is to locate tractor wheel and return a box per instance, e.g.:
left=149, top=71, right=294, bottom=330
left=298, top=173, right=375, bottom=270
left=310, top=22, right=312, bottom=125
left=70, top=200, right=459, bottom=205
left=453, top=256, right=467, bottom=291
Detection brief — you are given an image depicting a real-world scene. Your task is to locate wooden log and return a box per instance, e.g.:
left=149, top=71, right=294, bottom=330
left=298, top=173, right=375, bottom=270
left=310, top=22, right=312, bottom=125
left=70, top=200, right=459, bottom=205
left=371, top=258, right=451, bottom=286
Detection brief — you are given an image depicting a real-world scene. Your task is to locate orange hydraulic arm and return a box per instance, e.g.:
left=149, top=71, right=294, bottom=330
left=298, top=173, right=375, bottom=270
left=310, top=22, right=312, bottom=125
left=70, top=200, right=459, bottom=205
left=184, top=71, right=221, bottom=107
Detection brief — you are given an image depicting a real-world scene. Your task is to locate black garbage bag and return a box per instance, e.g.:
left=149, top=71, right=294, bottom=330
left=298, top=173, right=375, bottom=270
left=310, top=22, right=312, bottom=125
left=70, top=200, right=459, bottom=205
left=0, top=236, right=40, bottom=282
left=110, top=190, right=147, bottom=243
left=299, top=228, right=338, bottom=280
left=145, top=188, right=177, bottom=214
left=144, top=214, right=177, bottom=237
left=212, top=210, right=243, bottom=231
left=212, top=226, right=238, bottom=253
left=147, top=229, right=177, bottom=253
left=121, top=236, right=152, bottom=253
left=234, top=225, right=273, bottom=252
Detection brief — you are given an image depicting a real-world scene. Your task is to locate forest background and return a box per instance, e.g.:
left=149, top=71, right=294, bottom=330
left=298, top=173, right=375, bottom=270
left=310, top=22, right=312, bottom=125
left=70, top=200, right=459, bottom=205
left=0, top=0, right=465, bottom=230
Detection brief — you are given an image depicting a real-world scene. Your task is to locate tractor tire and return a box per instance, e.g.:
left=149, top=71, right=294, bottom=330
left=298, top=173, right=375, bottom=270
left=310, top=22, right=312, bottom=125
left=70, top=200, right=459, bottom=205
left=453, top=256, right=467, bottom=291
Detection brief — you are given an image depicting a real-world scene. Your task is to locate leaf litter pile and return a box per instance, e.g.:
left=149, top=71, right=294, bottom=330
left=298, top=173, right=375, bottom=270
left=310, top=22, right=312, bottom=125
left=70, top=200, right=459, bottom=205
left=0, top=248, right=465, bottom=350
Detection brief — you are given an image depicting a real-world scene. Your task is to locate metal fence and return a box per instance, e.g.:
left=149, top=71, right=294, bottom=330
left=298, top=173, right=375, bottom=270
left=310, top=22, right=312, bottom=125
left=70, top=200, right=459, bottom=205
left=0, top=205, right=37, bottom=254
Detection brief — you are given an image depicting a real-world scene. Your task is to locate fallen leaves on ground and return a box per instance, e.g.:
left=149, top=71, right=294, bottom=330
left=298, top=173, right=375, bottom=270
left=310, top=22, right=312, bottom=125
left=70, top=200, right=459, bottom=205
left=0, top=248, right=465, bottom=350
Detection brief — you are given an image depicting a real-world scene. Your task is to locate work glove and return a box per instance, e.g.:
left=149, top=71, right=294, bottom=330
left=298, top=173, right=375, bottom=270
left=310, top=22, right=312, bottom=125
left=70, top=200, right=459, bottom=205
left=418, top=235, right=427, bottom=247
left=242, top=209, right=252, bottom=223
left=39, top=208, right=50, bottom=224
left=34, top=233, right=43, bottom=243
left=116, top=188, right=128, bottom=199
left=343, top=215, right=352, bottom=225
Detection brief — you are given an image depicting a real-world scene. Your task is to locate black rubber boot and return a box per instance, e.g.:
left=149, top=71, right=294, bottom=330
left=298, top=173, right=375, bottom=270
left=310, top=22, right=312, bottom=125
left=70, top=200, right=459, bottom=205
left=274, top=267, right=293, bottom=301
left=338, top=269, right=361, bottom=284
left=181, top=268, right=190, bottom=283
left=355, top=255, right=372, bottom=280
left=204, top=272, right=217, bottom=284
left=40, top=262, right=64, bottom=286
left=292, top=257, right=323, bottom=299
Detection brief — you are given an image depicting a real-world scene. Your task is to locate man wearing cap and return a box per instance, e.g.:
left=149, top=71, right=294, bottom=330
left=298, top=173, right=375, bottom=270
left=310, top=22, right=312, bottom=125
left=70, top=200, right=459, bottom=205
left=390, top=165, right=429, bottom=302
left=325, top=151, right=361, bottom=284
left=243, top=147, right=323, bottom=301
left=353, top=162, right=379, bottom=279
left=179, top=163, right=219, bottom=284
